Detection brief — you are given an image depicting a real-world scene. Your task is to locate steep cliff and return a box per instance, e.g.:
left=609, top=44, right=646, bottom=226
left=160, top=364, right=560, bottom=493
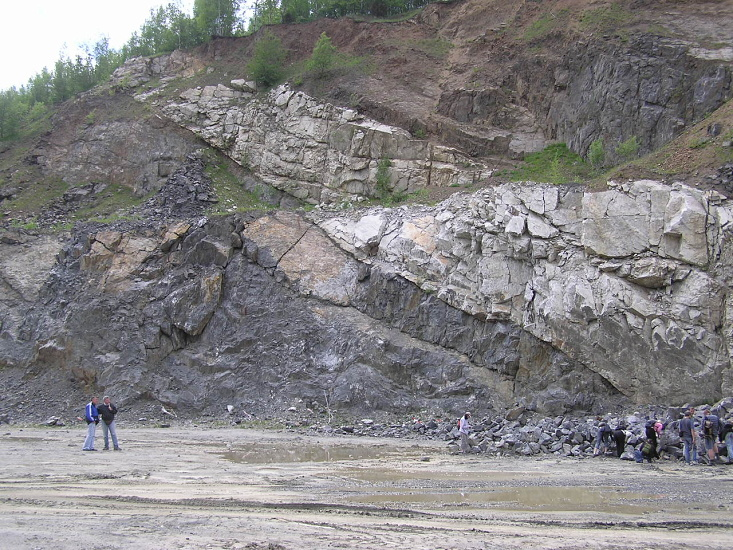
left=1, top=0, right=733, bottom=422
left=2, top=177, right=732, bottom=421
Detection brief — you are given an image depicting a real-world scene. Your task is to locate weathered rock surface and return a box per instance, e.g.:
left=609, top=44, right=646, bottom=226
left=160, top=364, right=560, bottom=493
left=545, top=35, right=732, bottom=160
left=157, top=83, right=492, bottom=204
left=313, top=179, right=733, bottom=405
left=32, top=93, right=204, bottom=197
left=2, top=178, right=732, bottom=422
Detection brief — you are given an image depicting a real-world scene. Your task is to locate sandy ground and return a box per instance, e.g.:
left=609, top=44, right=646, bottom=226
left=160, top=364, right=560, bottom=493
left=1, top=425, right=732, bottom=550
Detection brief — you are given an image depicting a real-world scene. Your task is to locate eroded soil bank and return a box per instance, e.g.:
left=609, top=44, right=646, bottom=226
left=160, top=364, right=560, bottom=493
left=1, top=426, right=732, bottom=549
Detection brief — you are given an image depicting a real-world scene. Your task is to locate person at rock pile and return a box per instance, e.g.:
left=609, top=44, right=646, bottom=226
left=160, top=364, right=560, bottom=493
left=97, top=395, right=121, bottom=451
left=678, top=410, right=698, bottom=465
left=593, top=419, right=611, bottom=456
left=719, top=418, right=733, bottom=464
left=82, top=396, right=99, bottom=451
left=644, top=420, right=660, bottom=460
left=701, top=408, right=721, bottom=465
left=459, top=412, right=472, bottom=453
left=612, top=424, right=628, bottom=458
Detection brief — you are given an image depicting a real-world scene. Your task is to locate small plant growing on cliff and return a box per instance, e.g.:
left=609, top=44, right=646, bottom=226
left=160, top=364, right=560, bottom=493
left=376, top=158, right=392, bottom=199
left=588, top=138, right=606, bottom=169
left=412, top=126, right=427, bottom=139
left=247, top=30, right=287, bottom=88
left=373, top=157, right=409, bottom=206
left=615, top=135, right=640, bottom=162
left=306, top=33, right=337, bottom=78
left=522, top=11, right=568, bottom=42
left=506, top=143, right=589, bottom=184
left=580, top=3, right=633, bottom=33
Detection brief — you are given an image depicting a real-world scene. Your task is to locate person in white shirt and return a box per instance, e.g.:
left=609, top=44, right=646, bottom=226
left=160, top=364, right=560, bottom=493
left=459, top=412, right=472, bottom=453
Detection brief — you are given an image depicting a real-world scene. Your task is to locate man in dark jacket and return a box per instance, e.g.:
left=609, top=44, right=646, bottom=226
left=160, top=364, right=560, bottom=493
left=679, top=410, right=697, bottom=464
left=612, top=425, right=628, bottom=458
left=82, top=396, right=99, bottom=451
left=97, top=395, right=121, bottom=451
left=702, top=408, right=721, bottom=464
left=644, top=420, right=660, bottom=460
left=720, top=420, right=733, bottom=464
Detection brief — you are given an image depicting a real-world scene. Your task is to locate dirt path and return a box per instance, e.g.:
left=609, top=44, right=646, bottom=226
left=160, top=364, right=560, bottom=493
left=1, top=425, right=732, bottom=549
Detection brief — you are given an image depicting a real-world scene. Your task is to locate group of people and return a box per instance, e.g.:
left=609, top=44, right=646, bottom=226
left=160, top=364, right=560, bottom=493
left=594, top=407, right=733, bottom=465
left=677, top=407, right=733, bottom=465
left=592, top=419, right=657, bottom=459
left=82, top=396, right=121, bottom=451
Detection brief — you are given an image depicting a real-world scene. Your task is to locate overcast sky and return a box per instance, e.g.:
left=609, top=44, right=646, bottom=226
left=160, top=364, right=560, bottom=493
left=0, top=0, right=195, bottom=90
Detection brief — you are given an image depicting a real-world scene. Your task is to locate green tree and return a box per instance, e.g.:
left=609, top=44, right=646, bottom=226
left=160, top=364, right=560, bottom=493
left=281, top=0, right=311, bottom=22
left=51, top=59, right=71, bottom=103
left=27, top=68, right=53, bottom=106
left=588, top=138, right=605, bottom=169
left=90, top=37, right=120, bottom=84
left=0, top=88, right=27, bottom=140
left=123, top=3, right=204, bottom=58
left=248, top=0, right=282, bottom=32
left=195, top=0, right=240, bottom=37
left=247, top=30, right=287, bottom=87
left=306, top=32, right=337, bottom=77
left=615, top=135, right=640, bottom=162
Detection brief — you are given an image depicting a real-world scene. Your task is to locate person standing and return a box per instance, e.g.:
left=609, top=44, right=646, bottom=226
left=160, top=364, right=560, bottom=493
left=82, top=396, right=99, bottom=451
left=97, top=395, right=121, bottom=451
left=645, top=420, right=660, bottom=460
left=679, top=410, right=697, bottom=465
left=702, top=408, right=720, bottom=465
left=459, top=412, right=472, bottom=453
left=720, top=419, right=733, bottom=464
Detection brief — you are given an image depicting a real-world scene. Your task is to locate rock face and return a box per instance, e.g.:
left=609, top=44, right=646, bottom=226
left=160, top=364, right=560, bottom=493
left=544, top=35, right=732, bottom=160
left=2, top=6, right=732, bottom=421
left=315, top=180, right=733, bottom=405
left=2, top=178, right=732, bottom=420
left=33, top=93, right=204, bottom=197
left=158, top=83, right=492, bottom=204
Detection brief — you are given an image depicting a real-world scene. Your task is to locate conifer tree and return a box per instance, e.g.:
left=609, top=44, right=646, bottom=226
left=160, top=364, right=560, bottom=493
left=306, top=32, right=337, bottom=78
left=247, top=30, right=287, bottom=87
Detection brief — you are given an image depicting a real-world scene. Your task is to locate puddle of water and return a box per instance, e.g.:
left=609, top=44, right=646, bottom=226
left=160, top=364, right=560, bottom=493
left=345, top=468, right=531, bottom=483
left=219, top=442, right=436, bottom=464
left=348, top=486, right=659, bottom=514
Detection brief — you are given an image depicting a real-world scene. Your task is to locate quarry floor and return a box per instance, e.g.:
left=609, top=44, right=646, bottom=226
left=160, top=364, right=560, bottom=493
left=1, top=426, right=732, bottom=549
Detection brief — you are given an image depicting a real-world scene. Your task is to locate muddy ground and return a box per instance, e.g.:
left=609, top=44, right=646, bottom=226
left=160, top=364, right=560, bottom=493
left=1, top=424, right=732, bottom=550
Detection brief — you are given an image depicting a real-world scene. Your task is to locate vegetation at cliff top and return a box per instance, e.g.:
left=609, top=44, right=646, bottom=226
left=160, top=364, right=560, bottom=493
left=0, top=0, right=435, bottom=142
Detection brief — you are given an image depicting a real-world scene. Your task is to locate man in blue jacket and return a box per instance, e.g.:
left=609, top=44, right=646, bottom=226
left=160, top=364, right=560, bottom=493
left=82, top=396, right=99, bottom=451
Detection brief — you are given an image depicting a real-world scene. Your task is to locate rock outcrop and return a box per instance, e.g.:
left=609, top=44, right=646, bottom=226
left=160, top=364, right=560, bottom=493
left=2, top=177, right=732, bottom=421
left=543, top=35, right=732, bottom=160
left=2, top=2, right=733, bottom=422
left=157, top=83, right=492, bottom=204
left=314, top=179, right=733, bottom=405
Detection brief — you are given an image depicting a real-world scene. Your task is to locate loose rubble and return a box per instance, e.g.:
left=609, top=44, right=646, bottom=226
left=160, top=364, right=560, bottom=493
left=271, top=398, right=733, bottom=463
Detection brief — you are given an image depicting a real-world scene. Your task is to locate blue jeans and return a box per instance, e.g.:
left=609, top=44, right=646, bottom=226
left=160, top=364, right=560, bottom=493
left=726, top=433, right=733, bottom=463
left=102, top=420, right=120, bottom=449
left=683, top=436, right=697, bottom=463
left=83, top=422, right=97, bottom=450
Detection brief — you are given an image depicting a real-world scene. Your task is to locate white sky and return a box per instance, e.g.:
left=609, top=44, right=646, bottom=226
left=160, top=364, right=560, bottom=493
left=0, top=0, right=195, bottom=90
